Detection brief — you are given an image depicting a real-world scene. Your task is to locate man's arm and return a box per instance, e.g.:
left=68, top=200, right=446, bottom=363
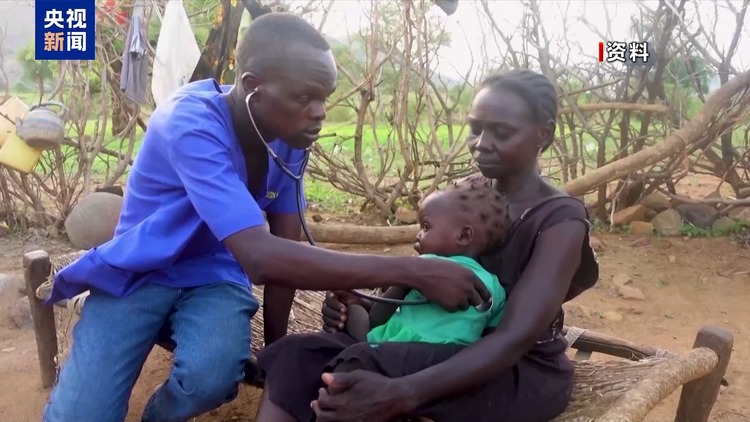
left=263, top=212, right=301, bottom=345
left=170, top=130, right=488, bottom=310
left=171, top=131, right=421, bottom=289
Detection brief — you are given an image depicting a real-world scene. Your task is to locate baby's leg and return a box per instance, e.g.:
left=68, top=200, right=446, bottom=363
left=344, top=303, right=371, bottom=342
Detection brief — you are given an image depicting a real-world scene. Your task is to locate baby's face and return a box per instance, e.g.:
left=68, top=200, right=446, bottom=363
left=414, top=192, right=478, bottom=256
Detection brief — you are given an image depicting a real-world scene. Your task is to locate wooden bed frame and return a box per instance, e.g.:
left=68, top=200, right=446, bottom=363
left=23, top=249, right=734, bottom=422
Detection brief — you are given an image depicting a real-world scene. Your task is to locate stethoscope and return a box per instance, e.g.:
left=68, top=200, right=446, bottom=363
left=245, top=90, right=491, bottom=311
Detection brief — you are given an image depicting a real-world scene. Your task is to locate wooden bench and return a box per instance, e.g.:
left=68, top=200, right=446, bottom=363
left=24, top=250, right=734, bottom=422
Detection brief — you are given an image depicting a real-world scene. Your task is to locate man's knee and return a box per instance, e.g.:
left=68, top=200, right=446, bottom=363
left=173, top=349, right=248, bottom=405
left=197, top=373, right=242, bottom=404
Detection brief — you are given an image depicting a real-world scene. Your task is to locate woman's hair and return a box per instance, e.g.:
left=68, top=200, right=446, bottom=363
left=445, top=175, right=512, bottom=248
left=479, top=70, right=558, bottom=151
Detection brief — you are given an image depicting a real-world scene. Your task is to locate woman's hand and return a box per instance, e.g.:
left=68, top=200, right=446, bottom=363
left=321, top=291, right=370, bottom=333
left=311, top=371, right=416, bottom=422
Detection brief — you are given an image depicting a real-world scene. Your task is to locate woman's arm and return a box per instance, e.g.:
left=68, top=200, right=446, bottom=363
left=399, top=220, right=587, bottom=407
left=369, top=286, right=410, bottom=327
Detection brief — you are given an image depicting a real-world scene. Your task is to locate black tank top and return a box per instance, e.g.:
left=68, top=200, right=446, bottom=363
left=478, top=195, right=599, bottom=362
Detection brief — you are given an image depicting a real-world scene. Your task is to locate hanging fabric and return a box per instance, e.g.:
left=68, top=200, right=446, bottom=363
left=189, top=0, right=247, bottom=84
left=151, top=0, right=201, bottom=107
left=120, top=2, right=148, bottom=105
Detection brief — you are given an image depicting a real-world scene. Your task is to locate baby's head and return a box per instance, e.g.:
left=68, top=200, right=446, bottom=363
left=414, top=175, right=512, bottom=258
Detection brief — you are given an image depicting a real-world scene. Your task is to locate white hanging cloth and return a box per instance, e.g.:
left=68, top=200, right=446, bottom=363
left=151, top=0, right=201, bottom=107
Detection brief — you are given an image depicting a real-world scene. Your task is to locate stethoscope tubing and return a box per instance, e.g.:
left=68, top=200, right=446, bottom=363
left=245, top=90, right=489, bottom=310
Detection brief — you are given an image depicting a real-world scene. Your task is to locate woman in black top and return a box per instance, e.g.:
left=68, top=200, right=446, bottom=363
left=255, top=69, right=599, bottom=422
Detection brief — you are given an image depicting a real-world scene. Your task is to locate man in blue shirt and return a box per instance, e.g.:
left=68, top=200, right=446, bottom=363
left=42, top=13, right=489, bottom=422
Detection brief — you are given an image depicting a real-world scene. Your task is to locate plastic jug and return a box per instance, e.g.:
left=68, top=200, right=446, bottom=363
left=0, top=96, right=30, bottom=147
left=0, top=130, right=43, bottom=173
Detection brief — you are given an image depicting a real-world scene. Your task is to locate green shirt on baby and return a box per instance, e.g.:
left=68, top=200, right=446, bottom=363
left=366, top=254, right=506, bottom=346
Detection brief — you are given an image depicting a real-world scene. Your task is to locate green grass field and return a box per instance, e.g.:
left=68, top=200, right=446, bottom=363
left=48, top=115, right=749, bottom=211
left=13, top=90, right=747, bottom=213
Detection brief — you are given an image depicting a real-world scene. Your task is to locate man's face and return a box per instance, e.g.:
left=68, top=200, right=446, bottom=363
left=245, top=45, right=337, bottom=149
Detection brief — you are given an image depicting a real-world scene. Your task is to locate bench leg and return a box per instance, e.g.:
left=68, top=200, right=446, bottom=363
left=674, top=325, right=734, bottom=422
left=23, top=250, right=57, bottom=389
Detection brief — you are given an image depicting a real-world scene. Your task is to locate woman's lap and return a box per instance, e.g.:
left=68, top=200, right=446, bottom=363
left=256, top=332, right=573, bottom=422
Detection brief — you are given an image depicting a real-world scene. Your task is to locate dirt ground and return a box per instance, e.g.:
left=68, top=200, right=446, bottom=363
left=1, top=232, right=748, bottom=422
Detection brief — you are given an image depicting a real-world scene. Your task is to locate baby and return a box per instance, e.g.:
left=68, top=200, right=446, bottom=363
left=345, top=175, right=511, bottom=346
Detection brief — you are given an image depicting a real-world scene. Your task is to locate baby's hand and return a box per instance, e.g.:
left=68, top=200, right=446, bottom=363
left=321, top=291, right=367, bottom=332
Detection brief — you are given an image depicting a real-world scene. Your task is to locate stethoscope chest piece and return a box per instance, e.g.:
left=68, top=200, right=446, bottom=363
left=475, top=297, right=493, bottom=312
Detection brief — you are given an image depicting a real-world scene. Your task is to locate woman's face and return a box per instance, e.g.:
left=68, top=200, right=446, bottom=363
left=465, top=87, right=549, bottom=181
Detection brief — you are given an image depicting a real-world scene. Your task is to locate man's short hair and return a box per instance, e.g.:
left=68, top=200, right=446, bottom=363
left=236, top=12, right=331, bottom=76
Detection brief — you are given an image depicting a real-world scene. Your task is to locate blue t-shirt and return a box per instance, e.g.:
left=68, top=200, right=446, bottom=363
left=47, top=79, right=306, bottom=304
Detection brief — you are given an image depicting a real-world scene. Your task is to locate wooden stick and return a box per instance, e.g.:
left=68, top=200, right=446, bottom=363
left=674, top=326, right=734, bottom=422
left=558, top=102, right=670, bottom=115
left=563, top=325, right=729, bottom=386
left=300, top=221, right=418, bottom=244
left=23, top=250, right=57, bottom=388
left=563, top=325, right=668, bottom=361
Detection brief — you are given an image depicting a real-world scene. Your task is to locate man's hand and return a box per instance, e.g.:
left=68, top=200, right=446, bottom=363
left=409, top=259, right=490, bottom=311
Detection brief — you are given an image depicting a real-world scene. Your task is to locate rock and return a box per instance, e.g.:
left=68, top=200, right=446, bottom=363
left=668, top=255, right=677, bottom=264
left=738, top=187, right=750, bottom=199
left=628, top=236, right=651, bottom=248
left=311, top=214, right=323, bottom=223
left=9, top=296, right=32, bottom=329
left=704, top=190, right=722, bottom=200
left=645, top=209, right=657, bottom=220
left=640, top=192, right=671, bottom=212
left=0, top=273, right=12, bottom=295
left=712, top=216, right=737, bottom=234
left=564, top=303, right=593, bottom=319
left=394, top=207, right=418, bottom=224
left=0, top=223, right=9, bottom=238
left=612, top=272, right=633, bottom=287
left=617, top=285, right=646, bottom=301
left=728, top=207, right=750, bottom=225
left=589, top=236, right=605, bottom=252
left=629, top=221, right=654, bottom=235
left=651, top=209, right=683, bottom=236
left=675, top=203, right=718, bottom=229
left=612, top=204, right=646, bottom=226
left=64, top=192, right=124, bottom=250
left=602, top=311, right=623, bottom=322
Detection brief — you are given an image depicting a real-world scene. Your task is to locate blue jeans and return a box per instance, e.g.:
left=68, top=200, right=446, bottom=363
left=42, top=282, right=258, bottom=422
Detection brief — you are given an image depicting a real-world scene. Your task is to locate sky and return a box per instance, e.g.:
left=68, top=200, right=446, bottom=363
left=305, top=0, right=749, bottom=81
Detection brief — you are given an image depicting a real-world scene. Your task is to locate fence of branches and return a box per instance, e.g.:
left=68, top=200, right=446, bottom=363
left=1, top=0, right=749, bottom=232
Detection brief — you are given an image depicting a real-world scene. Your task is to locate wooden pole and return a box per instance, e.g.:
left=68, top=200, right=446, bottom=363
left=674, top=326, right=734, bottom=422
left=300, top=221, right=419, bottom=245
left=23, top=250, right=57, bottom=389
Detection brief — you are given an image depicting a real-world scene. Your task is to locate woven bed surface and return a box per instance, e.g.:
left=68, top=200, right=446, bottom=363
left=43, top=250, right=718, bottom=422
